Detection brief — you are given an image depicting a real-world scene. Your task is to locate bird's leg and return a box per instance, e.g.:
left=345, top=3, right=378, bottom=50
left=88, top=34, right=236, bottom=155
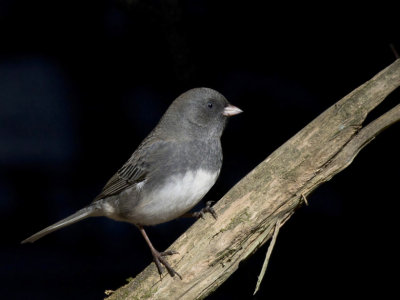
left=138, top=225, right=182, bottom=279
left=181, top=201, right=218, bottom=220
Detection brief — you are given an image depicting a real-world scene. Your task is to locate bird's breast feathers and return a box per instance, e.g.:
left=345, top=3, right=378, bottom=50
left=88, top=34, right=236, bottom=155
left=130, top=168, right=219, bottom=225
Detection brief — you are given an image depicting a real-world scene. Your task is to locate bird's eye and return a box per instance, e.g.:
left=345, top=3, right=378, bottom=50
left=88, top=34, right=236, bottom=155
left=207, top=102, right=213, bottom=109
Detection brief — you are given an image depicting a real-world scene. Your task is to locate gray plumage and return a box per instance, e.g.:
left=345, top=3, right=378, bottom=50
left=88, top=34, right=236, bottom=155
left=21, top=87, right=242, bottom=277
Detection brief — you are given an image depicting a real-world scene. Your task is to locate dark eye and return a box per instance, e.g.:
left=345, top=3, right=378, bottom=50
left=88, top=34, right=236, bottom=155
left=207, top=102, right=213, bottom=109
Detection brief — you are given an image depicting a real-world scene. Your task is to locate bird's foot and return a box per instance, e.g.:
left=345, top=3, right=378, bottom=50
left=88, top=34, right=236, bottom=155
left=192, top=201, right=218, bottom=220
left=151, top=249, right=182, bottom=279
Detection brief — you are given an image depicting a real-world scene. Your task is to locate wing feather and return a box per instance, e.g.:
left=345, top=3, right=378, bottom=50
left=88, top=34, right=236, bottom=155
left=93, top=138, right=163, bottom=201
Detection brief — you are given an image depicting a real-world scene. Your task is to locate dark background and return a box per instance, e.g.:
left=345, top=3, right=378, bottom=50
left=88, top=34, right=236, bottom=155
left=1, top=1, right=399, bottom=299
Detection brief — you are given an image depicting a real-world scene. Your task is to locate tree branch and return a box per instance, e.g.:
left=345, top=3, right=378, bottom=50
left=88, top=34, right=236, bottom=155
left=107, top=59, right=400, bottom=299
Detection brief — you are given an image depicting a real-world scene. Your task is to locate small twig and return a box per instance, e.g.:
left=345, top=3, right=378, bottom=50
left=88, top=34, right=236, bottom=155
left=390, top=43, right=399, bottom=59
left=301, top=193, right=309, bottom=206
left=253, top=217, right=282, bottom=295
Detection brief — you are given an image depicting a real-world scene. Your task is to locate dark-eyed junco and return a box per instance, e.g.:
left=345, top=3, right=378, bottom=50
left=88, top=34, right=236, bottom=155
left=22, top=87, right=242, bottom=278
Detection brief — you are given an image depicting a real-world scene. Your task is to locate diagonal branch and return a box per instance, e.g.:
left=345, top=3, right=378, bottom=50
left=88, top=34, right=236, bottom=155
left=107, top=59, right=400, bottom=299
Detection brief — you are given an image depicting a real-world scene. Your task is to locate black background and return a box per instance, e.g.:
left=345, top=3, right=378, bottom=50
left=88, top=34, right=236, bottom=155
left=1, top=1, right=399, bottom=299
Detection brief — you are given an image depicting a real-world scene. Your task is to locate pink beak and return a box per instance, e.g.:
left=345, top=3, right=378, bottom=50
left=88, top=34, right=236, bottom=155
left=223, top=104, right=243, bottom=117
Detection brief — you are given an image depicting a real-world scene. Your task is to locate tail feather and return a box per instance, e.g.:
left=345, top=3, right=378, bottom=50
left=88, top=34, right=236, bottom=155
left=21, top=205, right=98, bottom=244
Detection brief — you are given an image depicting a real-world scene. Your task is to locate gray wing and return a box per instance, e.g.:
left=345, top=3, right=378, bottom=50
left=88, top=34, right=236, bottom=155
left=93, top=138, right=163, bottom=201
left=93, top=161, right=146, bottom=201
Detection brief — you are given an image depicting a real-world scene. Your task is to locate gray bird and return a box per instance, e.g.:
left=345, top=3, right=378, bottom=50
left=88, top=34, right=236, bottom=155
left=22, top=87, right=242, bottom=278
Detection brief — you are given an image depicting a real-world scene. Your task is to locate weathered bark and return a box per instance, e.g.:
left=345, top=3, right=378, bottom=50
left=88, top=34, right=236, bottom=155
left=107, top=59, right=400, bottom=299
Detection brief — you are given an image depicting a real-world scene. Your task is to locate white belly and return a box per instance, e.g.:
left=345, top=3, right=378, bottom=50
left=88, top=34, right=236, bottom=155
left=133, top=169, right=219, bottom=225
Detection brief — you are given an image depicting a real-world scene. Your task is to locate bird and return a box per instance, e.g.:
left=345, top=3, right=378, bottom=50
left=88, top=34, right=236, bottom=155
left=21, top=87, right=242, bottom=278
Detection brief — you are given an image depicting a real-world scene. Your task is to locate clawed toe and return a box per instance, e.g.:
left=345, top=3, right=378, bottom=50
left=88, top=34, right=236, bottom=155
left=138, top=226, right=182, bottom=279
left=160, top=250, right=179, bottom=256
left=190, top=201, right=218, bottom=220
left=151, top=249, right=182, bottom=279
left=203, top=201, right=218, bottom=220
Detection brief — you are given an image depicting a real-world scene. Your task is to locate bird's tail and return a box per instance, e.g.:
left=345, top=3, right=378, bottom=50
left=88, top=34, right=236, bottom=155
left=21, top=204, right=102, bottom=244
